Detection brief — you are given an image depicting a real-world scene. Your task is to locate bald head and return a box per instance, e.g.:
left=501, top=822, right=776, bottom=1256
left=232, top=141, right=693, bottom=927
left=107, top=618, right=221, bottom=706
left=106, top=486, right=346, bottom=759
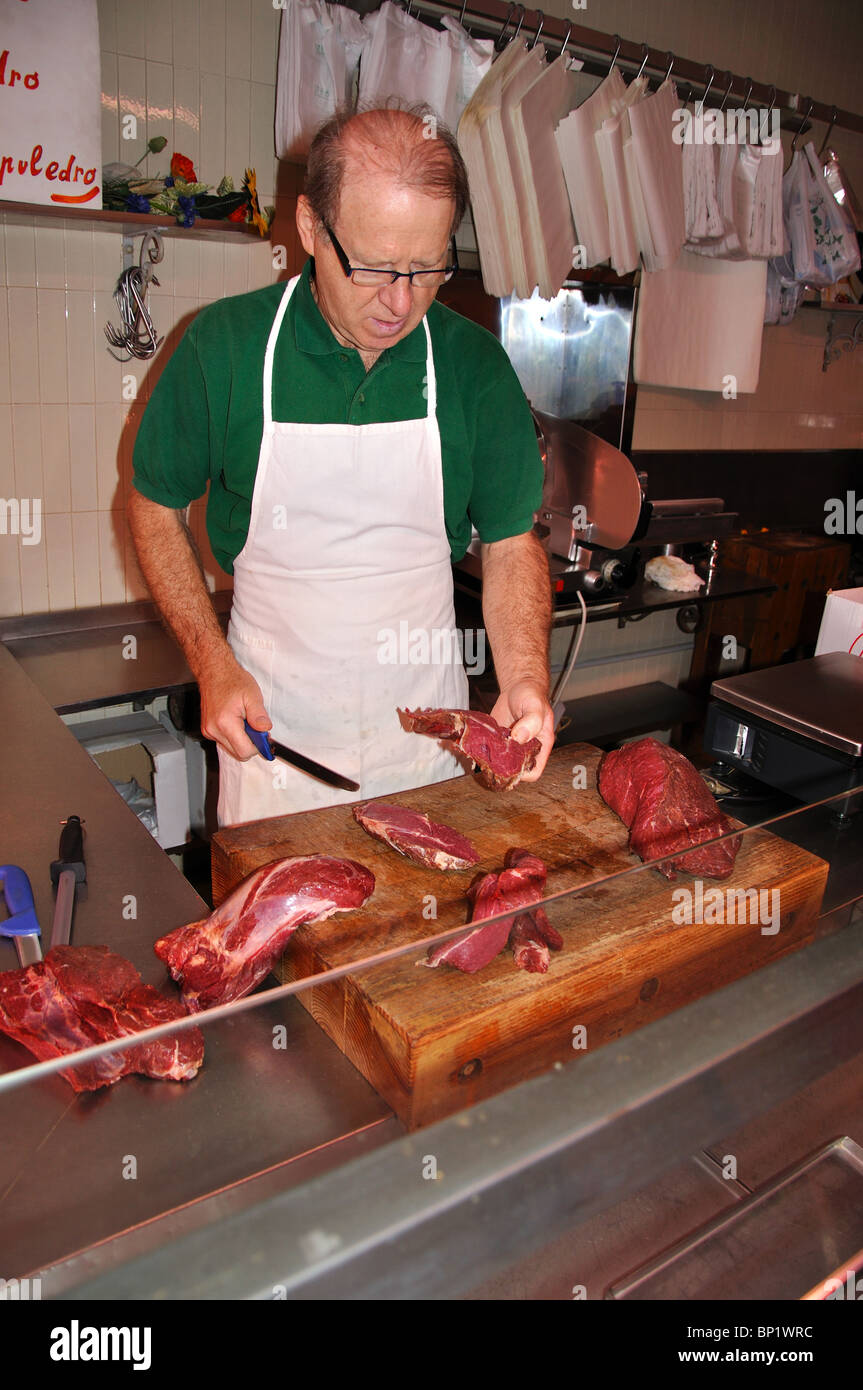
left=303, top=105, right=469, bottom=236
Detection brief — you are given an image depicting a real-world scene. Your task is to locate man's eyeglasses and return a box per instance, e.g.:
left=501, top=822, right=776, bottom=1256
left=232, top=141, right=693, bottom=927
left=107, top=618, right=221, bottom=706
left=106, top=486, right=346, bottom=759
left=323, top=222, right=458, bottom=289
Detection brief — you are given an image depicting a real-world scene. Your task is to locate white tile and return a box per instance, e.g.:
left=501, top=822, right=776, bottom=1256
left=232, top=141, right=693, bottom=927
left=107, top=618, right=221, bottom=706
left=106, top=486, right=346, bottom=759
left=95, top=402, right=124, bottom=510
left=124, top=523, right=150, bottom=601
left=223, top=239, right=248, bottom=298
left=198, top=240, right=225, bottom=300
left=0, top=529, right=22, bottom=615
left=41, top=404, right=72, bottom=514
left=225, top=0, right=251, bottom=80
left=250, top=83, right=276, bottom=203
left=94, top=290, right=125, bottom=402
left=4, top=223, right=36, bottom=287
left=199, top=0, right=226, bottom=74
left=44, top=513, right=76, bottom=611
left=72, top=512, right=102, bottom=606
left=173, top=0, right=200, bottom=72
left=118, top=55, right=148, bottom=138
left=68, top=404, right=99, bottom=511
left=247, top=240, right=277, bottom=291
left=98, top=510, right=127, bottom=602
left=173, top=66, right=201, bottom=170
left=18, top=523, right=49, bottom=613
left=0, top=290, right=9, bottom=404
left=64, top=226, right=94, bottom=292
left=101, top=48, right=120, bottom=167
left=200, top=72, right=227, bottom=191
left=0, top=405, right=12, bottom=493
left=8, top=287, right=39, bottom=404
left=97, top=0, right=118, bottom=52
left=12, top=404, right=43, bottom=501
left=92, top=226, right=120, bottom=294
left=116, top=0, right=147, bottom=58
left=34, top=225, right=66, bottom=291
left=225, top=78, right=251, bottom=189
left=66, top=290, right=97, bottom=405
left=171, top=236, right=200, bottom=301
left=251, top=0, right=279, bottom=86
left=145, top=0, right=173, bottom=63
left=146, top=59, right=174, bottom=145
left=36, top=289, right=69, bottom=403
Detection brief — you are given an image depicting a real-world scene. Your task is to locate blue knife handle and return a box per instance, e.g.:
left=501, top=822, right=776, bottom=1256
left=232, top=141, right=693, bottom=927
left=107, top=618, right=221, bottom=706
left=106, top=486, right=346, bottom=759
left=243, top=720, right=274, bottom=761
left=0, top=865, right=41, bottom=936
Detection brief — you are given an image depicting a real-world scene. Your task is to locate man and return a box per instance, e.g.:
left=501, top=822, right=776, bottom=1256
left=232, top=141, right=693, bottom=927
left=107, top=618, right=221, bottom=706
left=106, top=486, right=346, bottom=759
left=130, top=107, right=554, bottom=826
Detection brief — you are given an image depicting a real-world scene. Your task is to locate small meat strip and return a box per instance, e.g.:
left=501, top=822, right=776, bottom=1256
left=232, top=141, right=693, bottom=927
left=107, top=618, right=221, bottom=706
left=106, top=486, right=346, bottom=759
left=426, top=848, right=548, bottom=972
left=399, top=708, right=541, bottom=790
left=509, top=908, right=563, bottom=974
left=598, top=737, right=742, bottom=880
left=0, top=945, right=204, bottom=1092
left=155, top=855, right=375, bottom=1012
left=353, top=801, right=479, bottom=871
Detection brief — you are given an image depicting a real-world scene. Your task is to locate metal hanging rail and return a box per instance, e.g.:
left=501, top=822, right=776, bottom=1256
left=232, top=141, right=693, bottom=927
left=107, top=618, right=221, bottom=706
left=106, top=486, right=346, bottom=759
left=406, top=0, right=863, bottom=138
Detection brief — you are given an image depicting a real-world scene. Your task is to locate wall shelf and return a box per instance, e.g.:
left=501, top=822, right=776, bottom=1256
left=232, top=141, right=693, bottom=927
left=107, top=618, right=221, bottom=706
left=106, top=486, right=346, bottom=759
left=0, top=199, right=265, bottom=243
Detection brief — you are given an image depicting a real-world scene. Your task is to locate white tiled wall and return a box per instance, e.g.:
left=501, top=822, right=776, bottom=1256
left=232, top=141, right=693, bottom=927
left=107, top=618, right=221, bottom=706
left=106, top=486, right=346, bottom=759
left=0, top=0, right=287, bottom=617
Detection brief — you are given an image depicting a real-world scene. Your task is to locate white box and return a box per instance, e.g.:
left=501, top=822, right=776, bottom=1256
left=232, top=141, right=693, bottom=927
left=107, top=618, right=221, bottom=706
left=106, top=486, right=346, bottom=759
left=815, top=588, right=863, bottom=658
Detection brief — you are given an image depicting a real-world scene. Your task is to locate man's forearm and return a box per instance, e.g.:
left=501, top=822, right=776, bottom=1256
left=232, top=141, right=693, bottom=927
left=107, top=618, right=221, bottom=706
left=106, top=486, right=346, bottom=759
left=127, top=489, right=232, bottom=682
left=480, top=531, right=552, bottom=694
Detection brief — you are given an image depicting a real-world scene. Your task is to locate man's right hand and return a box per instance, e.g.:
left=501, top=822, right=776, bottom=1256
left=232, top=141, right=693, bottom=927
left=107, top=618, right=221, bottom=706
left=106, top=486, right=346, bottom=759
left=199, top=655, right=273, bottom=762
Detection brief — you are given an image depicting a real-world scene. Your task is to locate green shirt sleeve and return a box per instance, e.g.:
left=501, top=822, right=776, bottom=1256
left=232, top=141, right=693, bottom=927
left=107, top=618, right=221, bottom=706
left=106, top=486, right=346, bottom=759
left=132, top=320, right=212, bottom=509
left=467, top=346, right=543, bottom=544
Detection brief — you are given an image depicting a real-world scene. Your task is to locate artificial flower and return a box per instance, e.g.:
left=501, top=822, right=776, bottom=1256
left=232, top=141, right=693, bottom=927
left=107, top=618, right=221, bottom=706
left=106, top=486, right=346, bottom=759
left=170, top=152, right=197, bottom=183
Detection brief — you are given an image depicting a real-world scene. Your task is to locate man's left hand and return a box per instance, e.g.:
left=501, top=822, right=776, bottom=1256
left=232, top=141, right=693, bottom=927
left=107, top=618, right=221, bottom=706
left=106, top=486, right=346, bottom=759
left=490, top=679, right=555, bottom=782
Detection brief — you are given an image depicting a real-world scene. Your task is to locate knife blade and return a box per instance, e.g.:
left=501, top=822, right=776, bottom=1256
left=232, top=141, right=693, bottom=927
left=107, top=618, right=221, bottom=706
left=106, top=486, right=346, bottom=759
left=0, top=865, right=43, bottom=966
left=243, top=721, right=360, bottom=792
left=50, top=815, right=87, bottom=949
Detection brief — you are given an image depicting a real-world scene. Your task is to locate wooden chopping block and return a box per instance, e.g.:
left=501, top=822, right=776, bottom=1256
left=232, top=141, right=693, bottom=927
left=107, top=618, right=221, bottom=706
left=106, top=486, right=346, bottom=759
left=211, top=743, right=828, bottom=1130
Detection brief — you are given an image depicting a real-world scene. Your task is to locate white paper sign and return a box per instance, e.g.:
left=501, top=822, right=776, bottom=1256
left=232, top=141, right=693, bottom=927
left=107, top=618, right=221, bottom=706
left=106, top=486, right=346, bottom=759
left=0, top=0, right=102, bottom=208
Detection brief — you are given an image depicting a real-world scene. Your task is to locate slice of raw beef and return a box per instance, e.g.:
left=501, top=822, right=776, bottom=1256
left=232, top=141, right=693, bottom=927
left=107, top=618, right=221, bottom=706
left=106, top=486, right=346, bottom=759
left=353, top=802, right=479, bottom=871
left=598, top=737, right=742, bottom=880
left=154, top=855, right=375, bottom=1012
left=399, top=708, right=541, bottom=790
left=0, top=945, right=204, bottom=1092
left=426, top=848, right=547, bottom=972
left=509, top=908, right=563, bottom=974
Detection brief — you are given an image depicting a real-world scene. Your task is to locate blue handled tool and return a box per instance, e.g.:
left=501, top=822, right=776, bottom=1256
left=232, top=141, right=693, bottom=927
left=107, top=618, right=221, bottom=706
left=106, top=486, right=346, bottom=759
left=243, top=720, right=359, bottom=792
left=0, top=865, right=43, bottom=966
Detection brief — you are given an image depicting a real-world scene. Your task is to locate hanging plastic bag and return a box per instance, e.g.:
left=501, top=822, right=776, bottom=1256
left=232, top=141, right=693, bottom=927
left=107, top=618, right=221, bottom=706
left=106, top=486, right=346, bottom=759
left=275, top=0, right=367, bottom=161
left=770, top=149, right=819, bottom=284
left=359, top=2, right=455, bottom=124
left=803, top=141, right=861, bottom=283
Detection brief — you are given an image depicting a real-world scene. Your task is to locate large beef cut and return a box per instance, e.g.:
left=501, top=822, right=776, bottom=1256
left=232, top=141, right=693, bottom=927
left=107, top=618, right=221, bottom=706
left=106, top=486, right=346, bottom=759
left=0, top=945, right=204, bottom=1092
left=426, top=848, right=547, bottom=972
left=598, top=737, right=742, bottom=880
left=353, top=801, right=479, bottom=871
left=155, top=855, right=375, bottom=1012
left=399, top=708, right=541, bottom=790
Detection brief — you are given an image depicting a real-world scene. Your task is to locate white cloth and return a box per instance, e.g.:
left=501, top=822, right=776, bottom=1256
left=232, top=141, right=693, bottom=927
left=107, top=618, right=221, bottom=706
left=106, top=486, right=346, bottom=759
left=218, top=276, right=467, bottom=826
left=634, top=251, right=767, bottom=393
left=627, top=79, right=686, bottom=270
left=359, top=2, right=493, bottom=130
left=595, top=78, right=647, bottom=277
left=555, top=67, right=628, bottom=268
left=275, top=0, right=367, bottom=161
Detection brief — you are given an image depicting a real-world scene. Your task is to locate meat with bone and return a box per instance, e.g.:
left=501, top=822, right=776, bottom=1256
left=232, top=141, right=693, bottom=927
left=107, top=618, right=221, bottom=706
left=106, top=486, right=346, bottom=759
left=399, top=708, right=541, bottom=791
left=154, top=855, right=375, bottom=1012
left=509, top=908, right=563, bottom=974
left=426, top=848, right=547, bottom=972
left=598, top=737, right=742, bottom=880
left=353, top=801, right=479, bottom=871
left=0, top=945, right=204, bottom=1092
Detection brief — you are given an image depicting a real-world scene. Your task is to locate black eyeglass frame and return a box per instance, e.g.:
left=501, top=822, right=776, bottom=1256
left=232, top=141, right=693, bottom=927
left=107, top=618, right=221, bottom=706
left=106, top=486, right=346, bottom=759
left=323, top=221, right=459, bottom=287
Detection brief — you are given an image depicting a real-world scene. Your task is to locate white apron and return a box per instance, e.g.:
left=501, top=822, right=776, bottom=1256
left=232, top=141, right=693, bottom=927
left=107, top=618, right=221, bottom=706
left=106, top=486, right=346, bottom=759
left=217, top=275, right=468, bottom=826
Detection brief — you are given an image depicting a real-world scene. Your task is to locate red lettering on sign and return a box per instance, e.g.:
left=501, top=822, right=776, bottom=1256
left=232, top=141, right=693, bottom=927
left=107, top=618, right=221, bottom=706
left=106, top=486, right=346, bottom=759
left=50, top=187, right=100, bottom=204
left=30, top=144, right=42, bottom=173
left=0, top=156, right=13, bottom=186
left=24, top=71, right=38, bottom=89
left=45, top=161, right=59, bottom=179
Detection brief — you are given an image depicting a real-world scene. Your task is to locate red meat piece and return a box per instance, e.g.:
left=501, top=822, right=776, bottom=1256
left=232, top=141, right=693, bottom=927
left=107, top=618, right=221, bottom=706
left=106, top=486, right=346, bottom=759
left=399, top=708, right=541, bottom=790
left=353, top=801, right=479, bottom=871
left=426, top=848, right=547, bottom=972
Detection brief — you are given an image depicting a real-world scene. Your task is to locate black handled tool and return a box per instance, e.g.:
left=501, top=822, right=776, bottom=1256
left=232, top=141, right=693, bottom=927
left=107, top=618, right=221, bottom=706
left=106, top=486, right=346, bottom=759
left=50, top=816, right=87, bottom=949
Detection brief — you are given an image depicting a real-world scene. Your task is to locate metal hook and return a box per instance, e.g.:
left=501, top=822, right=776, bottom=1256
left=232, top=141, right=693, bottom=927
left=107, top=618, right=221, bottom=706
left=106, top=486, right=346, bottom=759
left=663, top=52, right=674, bottom=84
left=819, top=105, right=838, bottom=157
left=559, top=21, right=572, bottom=59
left=513, top=4, right=525, bottom=41
left=791, top=96, right=814, bottom=153
left=742, top=78, right=753, bottom=108
left=496, top=2, right=517, bottom=49
left=696, top=64, right=714, bottom=116
left=458, top=0, right=467, bottom=24
left=530, top=9, right=543, bottom=48
left=607, top=35, right=621, bottom=74
left=718, top=71, right=734, bottom=112
left=635, top=44, right=650, bottom=82
left=766, top=84, right=776, bottom=114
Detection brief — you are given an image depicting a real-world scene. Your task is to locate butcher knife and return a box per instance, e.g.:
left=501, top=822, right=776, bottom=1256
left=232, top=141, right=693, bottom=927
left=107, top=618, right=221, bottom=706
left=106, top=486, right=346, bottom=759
left=0, top=865, right=42, bottom=965
left=50, top=815, right=87, bottom=948
left=243, top=721, right=360, bottom=792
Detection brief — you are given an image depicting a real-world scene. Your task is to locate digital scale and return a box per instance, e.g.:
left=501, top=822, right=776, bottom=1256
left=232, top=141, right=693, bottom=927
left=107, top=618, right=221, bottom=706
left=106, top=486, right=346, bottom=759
left=706, top=653, right=863, bottom=807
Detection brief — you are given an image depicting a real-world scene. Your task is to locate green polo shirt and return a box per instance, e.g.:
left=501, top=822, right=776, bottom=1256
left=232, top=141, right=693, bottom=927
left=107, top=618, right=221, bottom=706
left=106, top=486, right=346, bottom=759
left=132, top=260, right=542, bottom=574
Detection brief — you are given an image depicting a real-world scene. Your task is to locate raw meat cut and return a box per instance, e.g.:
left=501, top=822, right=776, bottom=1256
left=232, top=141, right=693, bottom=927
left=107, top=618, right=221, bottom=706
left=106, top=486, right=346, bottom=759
left=426, top=848, right=547, bottom=972
left=509, top=908, right=563, bottom=974
left=399, top=708, right=541, bottom=790
left=353, top=801, right=479, bottom=871
left=154, top=855, right=375, bottom=1012
left=0, top=945, right=204, bottom=1092
left=598, top=737, right=742, bottom=880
